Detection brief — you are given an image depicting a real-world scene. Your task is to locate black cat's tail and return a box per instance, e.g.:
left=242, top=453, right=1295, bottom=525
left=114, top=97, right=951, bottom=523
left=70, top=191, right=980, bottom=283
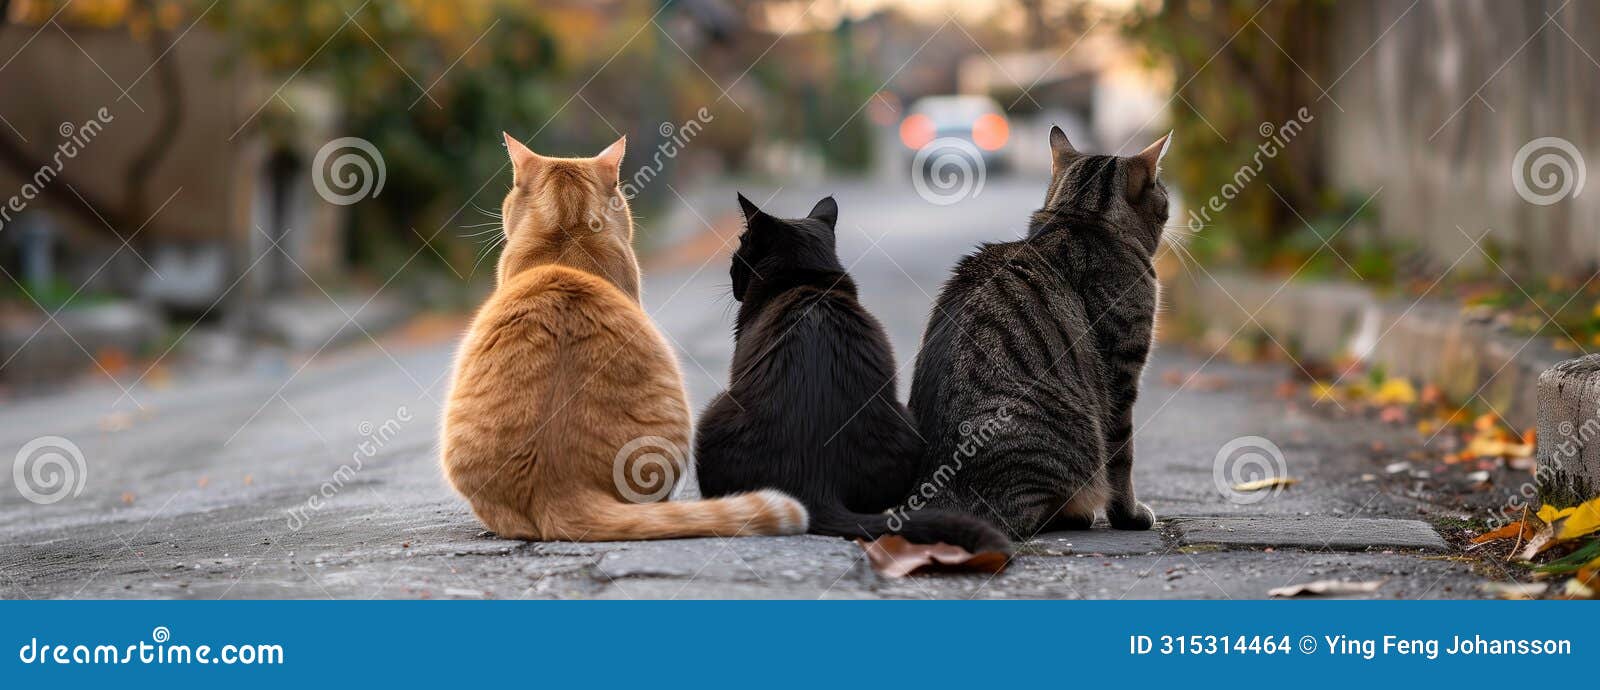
left=811, top=506, right=1012, bottom=554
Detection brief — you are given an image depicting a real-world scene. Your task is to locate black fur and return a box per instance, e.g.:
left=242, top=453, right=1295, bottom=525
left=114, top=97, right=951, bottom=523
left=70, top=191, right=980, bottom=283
left=905, top=127, right=1171, bottom=539
left=695, top=194, right=1011, bottom=554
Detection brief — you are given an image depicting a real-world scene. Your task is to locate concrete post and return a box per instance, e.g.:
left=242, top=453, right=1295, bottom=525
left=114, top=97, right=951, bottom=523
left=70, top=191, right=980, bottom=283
left=1537, top=355, right=1600, bottom=508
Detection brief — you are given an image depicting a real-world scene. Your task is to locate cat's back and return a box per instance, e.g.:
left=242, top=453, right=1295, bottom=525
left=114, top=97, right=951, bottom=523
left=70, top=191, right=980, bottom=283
left=474, top=264, right=641, bottom=337
left=448, top=264, right=685, bottom=429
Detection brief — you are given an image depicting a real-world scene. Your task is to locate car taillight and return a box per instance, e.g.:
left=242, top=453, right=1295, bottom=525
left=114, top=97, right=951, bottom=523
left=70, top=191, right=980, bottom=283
left=972, top=113, right=1009, bottom=151
left=899, top=114, right=935, bottom=149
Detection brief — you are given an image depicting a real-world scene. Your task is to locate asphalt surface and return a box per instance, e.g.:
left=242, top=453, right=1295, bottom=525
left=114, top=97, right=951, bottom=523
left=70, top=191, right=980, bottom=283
left=0, top=175, right=1506, bottom=599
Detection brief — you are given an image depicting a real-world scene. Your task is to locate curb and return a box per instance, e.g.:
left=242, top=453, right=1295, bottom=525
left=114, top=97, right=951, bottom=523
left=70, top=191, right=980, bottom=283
left=1164, top=272, right=1595, bottom=506
left=1163, top=272, right=1566, bottom=430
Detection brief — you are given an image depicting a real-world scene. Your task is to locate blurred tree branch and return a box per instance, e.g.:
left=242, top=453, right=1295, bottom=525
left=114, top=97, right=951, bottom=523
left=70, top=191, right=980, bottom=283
left=1127, top=0, right=1337, bottom=268
left=0, top=0, right=182, bottom=244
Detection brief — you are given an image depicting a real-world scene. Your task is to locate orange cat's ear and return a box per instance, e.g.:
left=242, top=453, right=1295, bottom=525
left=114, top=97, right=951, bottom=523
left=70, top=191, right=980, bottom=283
left=504, top=132, right=541, bottom=185
left=594, top=136, right=625, bottom=186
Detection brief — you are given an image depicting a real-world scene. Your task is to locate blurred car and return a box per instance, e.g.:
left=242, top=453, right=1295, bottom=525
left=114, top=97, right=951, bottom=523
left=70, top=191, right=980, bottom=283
left=898, top=95, right=1012, bottom=180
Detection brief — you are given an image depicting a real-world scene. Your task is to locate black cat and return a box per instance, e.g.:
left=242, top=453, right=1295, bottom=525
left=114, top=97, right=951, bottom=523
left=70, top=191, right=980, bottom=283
left=695, top=194, right=1010, bottom=554
left=905, top=127, right=1172, bottom=539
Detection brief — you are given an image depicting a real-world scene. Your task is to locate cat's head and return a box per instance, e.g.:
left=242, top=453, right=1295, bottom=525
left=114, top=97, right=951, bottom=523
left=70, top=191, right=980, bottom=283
left=497, top=133, right=640, bottom=299
left=728, top=194, right=842, bottom=302
left=1039, top=126, right=1171, bottom=254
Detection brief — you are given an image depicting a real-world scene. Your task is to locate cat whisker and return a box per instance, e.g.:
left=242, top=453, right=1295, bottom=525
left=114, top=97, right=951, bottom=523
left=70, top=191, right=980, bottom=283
left=474, top=235, right=506, bottom=267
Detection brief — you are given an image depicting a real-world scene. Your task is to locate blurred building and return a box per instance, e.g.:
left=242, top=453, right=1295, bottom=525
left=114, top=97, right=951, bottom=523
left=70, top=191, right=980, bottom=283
left=0, top=4, right=343, bottom=383
left=1327, top=0, right=1599, bottom=274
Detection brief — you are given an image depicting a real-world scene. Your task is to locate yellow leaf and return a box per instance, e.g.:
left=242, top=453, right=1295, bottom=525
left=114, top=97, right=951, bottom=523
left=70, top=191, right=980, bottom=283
left=1537, top=504, right=1571, bottom=524
left=1550, top=495, right=1600, bottom=542
left=1232, top=476, right=1299, bottom=492
left=1369, top=378, right=1417, bottom=405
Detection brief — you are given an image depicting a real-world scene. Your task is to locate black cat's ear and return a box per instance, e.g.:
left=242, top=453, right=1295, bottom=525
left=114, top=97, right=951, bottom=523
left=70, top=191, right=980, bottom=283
left=807, top=196, right=838, bottom=228
left=737, top=193, right=763, bottom=223
left=1049, top=125, right=1081, bottom=177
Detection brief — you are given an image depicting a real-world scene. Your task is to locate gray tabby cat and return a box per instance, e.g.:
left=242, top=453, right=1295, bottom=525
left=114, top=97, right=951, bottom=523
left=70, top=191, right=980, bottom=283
left=903, top=126, right=1171, bottom=539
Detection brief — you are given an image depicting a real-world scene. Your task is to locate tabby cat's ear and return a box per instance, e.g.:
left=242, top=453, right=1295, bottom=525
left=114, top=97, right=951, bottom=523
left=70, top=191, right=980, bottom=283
left=1134, top=131, right=1171, bottom=175
left=1126, top=131, right=1171, bottom=199
left=504, top=132, right=541, bottom=185
left=1048, top=125, right=1081, bottom=177
left=594, top=136, right=626, bottom=186
left=737, top=193, right=764, bottom=223
left=807, top=196, right=838, bottom=229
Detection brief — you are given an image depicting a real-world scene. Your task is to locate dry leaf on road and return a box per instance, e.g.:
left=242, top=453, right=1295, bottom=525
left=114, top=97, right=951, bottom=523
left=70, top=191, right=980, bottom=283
left=856, top=535, right=1008, bottom=578
left=1268, top=580, right=1384, bottom=597
left=1232, top=476, right=1298, bottom=492
left=1479, top=582, right=1547, bottom=599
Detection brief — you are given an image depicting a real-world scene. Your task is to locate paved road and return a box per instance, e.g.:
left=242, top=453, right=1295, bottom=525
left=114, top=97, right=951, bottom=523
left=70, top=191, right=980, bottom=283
left=1, top=175, right=1504, bottom=599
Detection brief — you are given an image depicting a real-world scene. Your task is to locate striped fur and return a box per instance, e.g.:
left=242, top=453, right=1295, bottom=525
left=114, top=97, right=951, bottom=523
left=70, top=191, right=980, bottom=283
left=905, top=127, right=1171, bottom=538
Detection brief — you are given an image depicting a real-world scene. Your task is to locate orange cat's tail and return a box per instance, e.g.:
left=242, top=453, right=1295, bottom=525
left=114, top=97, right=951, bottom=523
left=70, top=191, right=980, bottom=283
left=563, top=489, right=809, bottom=541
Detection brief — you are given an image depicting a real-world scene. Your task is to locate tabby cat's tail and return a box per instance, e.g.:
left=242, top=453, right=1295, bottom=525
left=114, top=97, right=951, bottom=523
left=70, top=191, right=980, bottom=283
left=562, top=489, right=809, bottom=541
left=811, top=506, right=1012, bottom=554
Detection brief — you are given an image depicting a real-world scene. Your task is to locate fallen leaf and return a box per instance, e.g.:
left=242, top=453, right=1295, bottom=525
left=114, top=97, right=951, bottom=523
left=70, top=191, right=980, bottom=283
left=1274, top=380, right=1299, bottom=399
left=98, top=411, right=134, bottom=432
left=121, top=491, right=136, bottom=505
left=1268, top=580, right=1384, bottom=597
left=1561, top=577, right=1596, bottom=599
left=856, top=535, right=1008, bottom=578
left=1231, top=476, right=1298, bottom=492
left=1479, top=582, right=1547, bottom=600
left=1518, top=524, right=1557, bottom=561
left=96, top=347, right=129, bottom=376
left=1378, top=406, right=1407, bottom=424
left=1536, top=496, right=1600, bottom=543
left=1369, top=378, right=1417, bottom=405
left=1471, top=521, right=1536, bottom=545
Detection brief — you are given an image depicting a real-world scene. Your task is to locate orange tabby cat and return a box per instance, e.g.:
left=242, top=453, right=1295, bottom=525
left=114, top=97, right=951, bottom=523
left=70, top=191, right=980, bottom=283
left=440, top=133, right=808, bottom=541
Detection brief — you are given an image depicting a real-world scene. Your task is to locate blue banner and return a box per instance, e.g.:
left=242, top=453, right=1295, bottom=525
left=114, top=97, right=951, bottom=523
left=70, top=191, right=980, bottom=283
left=3, top=601, right=1592, bottom=687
